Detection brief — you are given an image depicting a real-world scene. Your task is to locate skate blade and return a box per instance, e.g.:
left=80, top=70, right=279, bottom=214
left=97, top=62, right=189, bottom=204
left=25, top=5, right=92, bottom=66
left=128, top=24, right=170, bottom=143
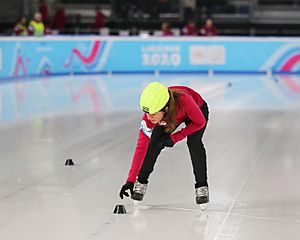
left=131, top=193, right=143, bottom=201
left=199, top=203, right=207, bottom=211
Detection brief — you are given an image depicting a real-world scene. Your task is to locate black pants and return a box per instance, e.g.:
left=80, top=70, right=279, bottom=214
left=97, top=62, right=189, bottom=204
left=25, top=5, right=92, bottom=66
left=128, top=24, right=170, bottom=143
left=138, top=102, right=209, bottom=188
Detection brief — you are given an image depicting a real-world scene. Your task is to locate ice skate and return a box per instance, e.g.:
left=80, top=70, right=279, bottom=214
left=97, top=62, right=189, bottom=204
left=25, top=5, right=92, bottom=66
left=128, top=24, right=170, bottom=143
left=131, top=181, right=147, bottom=201
left=196, top=186, right=209, bottom=210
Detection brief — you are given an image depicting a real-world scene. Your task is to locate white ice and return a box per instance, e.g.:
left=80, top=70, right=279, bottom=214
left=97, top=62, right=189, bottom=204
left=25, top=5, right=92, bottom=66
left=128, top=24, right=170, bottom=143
left=0, top=74, right=300, bottom=240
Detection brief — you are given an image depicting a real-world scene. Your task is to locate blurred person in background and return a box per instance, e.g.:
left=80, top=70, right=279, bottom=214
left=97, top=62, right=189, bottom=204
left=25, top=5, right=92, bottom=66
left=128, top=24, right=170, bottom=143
left=13, top=16, right=28, bottom=36
left=161, top=22, right=173, bottom=36
left=52, top=6, right=66, bottom=32
left=182, top=21, right=198, bottom=36
left=28, top=12, right=45, bottom=36
left=43, top=19, right=52, bottom=35
left=199, top=18, right=218, bottom=36
left=92, top=7, right=106, bottom=30
left=38, top=0, right=49, bottom=23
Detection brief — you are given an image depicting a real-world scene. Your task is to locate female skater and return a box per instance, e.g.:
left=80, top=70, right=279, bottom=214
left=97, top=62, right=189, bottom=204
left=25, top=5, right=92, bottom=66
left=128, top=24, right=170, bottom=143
left=119, top=82, right=209, bottom=205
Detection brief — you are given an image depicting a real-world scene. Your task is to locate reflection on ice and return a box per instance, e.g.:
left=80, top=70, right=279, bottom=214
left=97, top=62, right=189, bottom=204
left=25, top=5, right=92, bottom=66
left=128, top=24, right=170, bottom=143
left=1, top=74, right=300, bottom=122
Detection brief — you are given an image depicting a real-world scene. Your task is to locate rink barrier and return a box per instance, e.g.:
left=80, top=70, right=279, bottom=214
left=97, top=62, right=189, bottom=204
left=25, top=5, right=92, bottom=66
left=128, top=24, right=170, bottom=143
left=0, top=69, right=300, bottom=83
left=0, top=70, right=272, bottom=82
left=1, top=36, right=300, bottom=80
left=1, top=69, right=299, bottom=81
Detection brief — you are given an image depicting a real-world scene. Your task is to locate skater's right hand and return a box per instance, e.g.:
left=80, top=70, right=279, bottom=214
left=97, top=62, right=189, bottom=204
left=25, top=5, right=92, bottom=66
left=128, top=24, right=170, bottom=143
left=119, top=181, right=134, bottom=199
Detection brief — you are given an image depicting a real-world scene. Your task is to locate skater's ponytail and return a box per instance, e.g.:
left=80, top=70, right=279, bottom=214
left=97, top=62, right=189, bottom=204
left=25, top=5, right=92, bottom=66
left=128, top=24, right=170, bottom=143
left=164, top=89, right=182, bottom=133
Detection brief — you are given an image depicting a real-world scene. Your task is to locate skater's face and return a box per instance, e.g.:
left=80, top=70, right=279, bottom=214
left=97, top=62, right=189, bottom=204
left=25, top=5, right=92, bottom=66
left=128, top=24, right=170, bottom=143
left=146, top=111, right=164, bottom=124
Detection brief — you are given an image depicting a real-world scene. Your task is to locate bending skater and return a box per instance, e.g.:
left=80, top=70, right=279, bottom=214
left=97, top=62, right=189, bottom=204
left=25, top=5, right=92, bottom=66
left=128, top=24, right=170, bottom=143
left=119, top=82, right=209, bottom=205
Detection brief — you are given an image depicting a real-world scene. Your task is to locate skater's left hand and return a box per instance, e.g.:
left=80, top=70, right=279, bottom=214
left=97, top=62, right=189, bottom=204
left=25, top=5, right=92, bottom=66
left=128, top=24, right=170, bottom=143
left=158, top=135, right=174, bottom=148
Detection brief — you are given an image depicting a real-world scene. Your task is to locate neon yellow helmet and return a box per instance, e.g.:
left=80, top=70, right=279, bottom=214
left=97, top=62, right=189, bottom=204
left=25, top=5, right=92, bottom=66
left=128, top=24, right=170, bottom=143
left=140, top=82, right=170, bottom=114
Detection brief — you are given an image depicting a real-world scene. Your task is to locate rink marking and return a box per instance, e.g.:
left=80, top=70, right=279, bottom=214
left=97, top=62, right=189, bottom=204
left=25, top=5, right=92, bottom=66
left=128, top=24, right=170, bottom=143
left=228, top=213, right=300, bottom=223
left=213, top=133, right=274, bottom=240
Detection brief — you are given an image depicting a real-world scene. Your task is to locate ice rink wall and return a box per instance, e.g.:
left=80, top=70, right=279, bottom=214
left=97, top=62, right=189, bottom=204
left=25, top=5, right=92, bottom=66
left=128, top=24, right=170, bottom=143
left=1, top=36, right=300, bottom=79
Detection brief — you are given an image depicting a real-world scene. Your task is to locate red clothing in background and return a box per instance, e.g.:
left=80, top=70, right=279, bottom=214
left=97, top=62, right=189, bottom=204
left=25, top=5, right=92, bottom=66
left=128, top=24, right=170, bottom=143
left=162, top=29, right=174, bottom=36
left=93, top=10, right=105, bottom=29
left=53, top=7, right=66, bottom=30
left=200, top=25, right=218, bottom=36
left=39, top=3, right=48, bottom=22
left=182, top=23, right=198, bottom=36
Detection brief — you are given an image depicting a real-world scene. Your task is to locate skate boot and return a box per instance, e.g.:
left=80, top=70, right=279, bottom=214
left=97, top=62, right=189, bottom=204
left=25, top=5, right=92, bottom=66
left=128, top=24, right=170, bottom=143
left=195, top=186, right=209, bottom=205
left=131, top=181, right=147, bottom=201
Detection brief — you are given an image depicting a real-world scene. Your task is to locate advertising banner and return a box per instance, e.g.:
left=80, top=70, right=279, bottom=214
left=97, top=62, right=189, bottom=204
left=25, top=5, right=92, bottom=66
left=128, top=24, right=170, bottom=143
left=0, top=36, right=300, bottom=79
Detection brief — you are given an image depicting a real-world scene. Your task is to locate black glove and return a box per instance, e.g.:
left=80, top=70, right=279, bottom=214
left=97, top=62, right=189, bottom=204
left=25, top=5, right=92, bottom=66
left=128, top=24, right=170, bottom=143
left=158, top=135, right=174, bottom=148
left=119, top=181, right=134, bottom=199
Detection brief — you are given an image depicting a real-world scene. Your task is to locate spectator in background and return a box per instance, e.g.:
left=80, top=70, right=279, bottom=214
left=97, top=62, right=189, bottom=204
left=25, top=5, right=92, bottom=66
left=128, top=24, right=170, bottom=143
left=199, top=18, right=218, bottom=36
left=44, top=19, right=52, bottom=35
left=13, top=16, right=28, bottom=36
left=28, top=12, right=45, bottom=36
left=182, top=21, right=198, bottom=36
left=38, top=0, right=49, bottom=23
left=52, top=6, right=66, bottom=32
left=92, top=7, right=106, bottom=29
left=161, top=22, right=173, bottom=36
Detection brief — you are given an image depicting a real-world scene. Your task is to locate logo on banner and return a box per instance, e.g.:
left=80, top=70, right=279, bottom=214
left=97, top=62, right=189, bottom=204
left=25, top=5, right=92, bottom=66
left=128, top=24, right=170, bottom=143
left=189, top=45, right=225, bottom=65
left=141, top=45, right=181, bottom=66
left=262, top=45, right=300, bottom=73
left=275, top=49, right=300, bottom=72
left=64, top=40, right=104, bottom=69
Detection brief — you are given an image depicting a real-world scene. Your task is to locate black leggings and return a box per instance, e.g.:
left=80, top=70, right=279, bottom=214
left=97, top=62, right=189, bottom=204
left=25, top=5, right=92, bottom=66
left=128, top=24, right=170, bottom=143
left=138, top=102, right=209, bottom=188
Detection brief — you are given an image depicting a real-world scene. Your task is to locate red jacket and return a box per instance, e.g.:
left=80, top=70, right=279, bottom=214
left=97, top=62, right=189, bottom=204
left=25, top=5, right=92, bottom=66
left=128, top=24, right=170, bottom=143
left=162, top=29, right=174, bottom=36
left=182, top=23, right=198, bottom=36
left=200, top=25, right=218, bottom=36
left=127, top=86, right=206, bottom=182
